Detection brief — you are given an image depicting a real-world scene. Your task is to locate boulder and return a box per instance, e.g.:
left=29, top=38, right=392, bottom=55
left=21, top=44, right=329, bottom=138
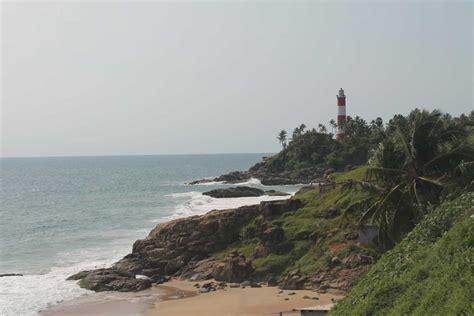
left=212, top=254, right=254, bottom=283
left=261, top=227, right=285, bottom=244
left=278, top=270, right=308, bottom=290
left=74, top=269, right=151, bottom=292
left=203, top=186, right=265, bottom=198
left=261, top=199, right=303, bottom=220
left=0, top=273, right=23, bottom=277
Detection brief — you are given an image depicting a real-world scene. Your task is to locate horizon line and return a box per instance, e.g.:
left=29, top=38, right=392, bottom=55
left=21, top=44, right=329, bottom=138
left=0, top=152, right=275, bottom=159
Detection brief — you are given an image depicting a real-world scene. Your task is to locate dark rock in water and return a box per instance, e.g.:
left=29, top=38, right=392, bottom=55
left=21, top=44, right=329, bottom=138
left=203, top=186, right=289, bottom=198
left=74, top=269, right=152, bottom=292
left=203, top=186, right=264, bottom=198
left=264, top=190, right=291, bottom=197
left=0, top=273, right=23, bottom=277
left=67, top=271, right=91, bottom=281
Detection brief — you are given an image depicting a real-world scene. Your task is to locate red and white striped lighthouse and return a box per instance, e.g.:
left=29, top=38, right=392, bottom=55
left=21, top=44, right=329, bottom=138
left=336, top=88, right=346, bottom=140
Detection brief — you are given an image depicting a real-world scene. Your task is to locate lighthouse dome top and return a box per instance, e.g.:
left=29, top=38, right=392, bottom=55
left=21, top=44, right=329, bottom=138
left=338, top=88, right=345, bottom=97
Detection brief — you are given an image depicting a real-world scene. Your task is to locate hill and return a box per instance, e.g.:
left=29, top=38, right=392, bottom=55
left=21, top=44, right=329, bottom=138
left=330, top=192, right=474, bottom=315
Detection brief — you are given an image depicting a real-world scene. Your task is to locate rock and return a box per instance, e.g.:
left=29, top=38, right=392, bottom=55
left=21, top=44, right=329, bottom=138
left=150, top=275, right=166, bottom=284
left=67, top=271, right=90, bottom=280
left=240, top=280, right=252, bottom=288
left=261, top=199, right=303, bottom=220
left=303, top=295, right=311, bottom=299
left=199, top=287, right=210, bottom=293
left=331, top=257, right=341, bottom=265
left=264, top=190, right=291, bottom=197
left=193, top=283, right=200, bottom=288
left=76, top=269, right=151, bottom=292
left=201, top=282, right=214, bottom=289
left=229, top=283, right=240, bottom=288
left=212, top=254, right=254, bottom=283
left=267, top=276, right=278, bottom=287
left=70, top=203, right=263, bottom=292
left=261, top=227, right=285, bottom=244
left=203, top=186, right=265, bottom=198
left=288, top=292, right=296, bottom=296
left=0, top=273, right=23, bottom=277
left=279, top=271, right=308, bottom=290
left=260, top=177, right=302, bottom=185
left=345, top=232, right=359, bottom=240
left=284, top=298, right=289, bottom=301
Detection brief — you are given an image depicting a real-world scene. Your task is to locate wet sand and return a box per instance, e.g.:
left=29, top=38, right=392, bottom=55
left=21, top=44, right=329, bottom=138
left=41, top=282, right=196, bottom=316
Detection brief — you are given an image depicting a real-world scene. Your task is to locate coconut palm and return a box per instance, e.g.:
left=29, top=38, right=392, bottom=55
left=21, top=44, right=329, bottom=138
left=348, top=110, right=474, bottom=244
left=277, top=130, right=287, bottom=148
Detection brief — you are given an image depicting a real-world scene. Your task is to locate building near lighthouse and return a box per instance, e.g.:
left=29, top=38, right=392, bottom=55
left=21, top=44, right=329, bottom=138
left=336, top=88, right=347, bottom=140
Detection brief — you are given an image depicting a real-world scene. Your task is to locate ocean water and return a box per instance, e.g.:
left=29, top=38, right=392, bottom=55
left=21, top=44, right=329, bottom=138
left=0, top=154, right=300, bottom=315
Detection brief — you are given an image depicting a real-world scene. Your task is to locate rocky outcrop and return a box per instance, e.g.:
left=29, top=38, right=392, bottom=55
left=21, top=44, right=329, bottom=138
left=68, top=199, right=297, bottom=292
left=278, top=269, right=308, bottom=290
left=203, top=186, right=289, bottom=198
left=68, top=269, right=151, bottom=292
left=0, top=273, right=22, bottom=277
left=188, top=165, right=325, bottom=186
left=212, top=252, right=254, bottom=283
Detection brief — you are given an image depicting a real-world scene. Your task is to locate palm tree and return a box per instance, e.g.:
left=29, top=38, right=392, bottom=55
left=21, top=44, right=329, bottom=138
left=277, top=130, right=287, bottom=148
left=348, top=110, right=474, bottom=244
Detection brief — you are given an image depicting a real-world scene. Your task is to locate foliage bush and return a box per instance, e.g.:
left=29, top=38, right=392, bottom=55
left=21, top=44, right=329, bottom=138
left=330, top=192, right=474, bottom=315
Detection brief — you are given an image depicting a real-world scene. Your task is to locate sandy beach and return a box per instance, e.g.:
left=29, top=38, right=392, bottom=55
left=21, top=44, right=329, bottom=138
left=146, top=280, right=342, bottom=316
left=43, top=279, right=342, bottom=316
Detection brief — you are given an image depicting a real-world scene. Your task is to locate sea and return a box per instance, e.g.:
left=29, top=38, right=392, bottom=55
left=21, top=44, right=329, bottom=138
left=0, top=154, right=301, bottom=315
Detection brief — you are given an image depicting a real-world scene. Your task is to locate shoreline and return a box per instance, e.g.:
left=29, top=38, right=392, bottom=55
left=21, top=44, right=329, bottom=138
left=147, top=280, right=342, bottom=316
left=44, top=279, right=342, bottom=316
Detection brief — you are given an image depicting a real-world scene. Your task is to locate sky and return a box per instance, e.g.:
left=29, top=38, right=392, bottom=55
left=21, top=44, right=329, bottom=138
left=1, top=1, right=472, bottom=157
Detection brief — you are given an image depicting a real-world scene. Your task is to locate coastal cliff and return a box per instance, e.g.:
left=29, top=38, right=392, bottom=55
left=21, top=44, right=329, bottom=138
left=69, top=167, right=376, bottom=295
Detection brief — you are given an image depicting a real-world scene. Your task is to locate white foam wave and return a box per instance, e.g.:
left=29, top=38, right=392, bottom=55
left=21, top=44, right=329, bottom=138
left=0, top=263, right=92, bottom=316
left=232, top=177, right=262, bottom=186
left=158, top=191, right=292, bottom=223
left=0, top=241, right=133, bottom=316
left=191, top=180, right=224, bottom=186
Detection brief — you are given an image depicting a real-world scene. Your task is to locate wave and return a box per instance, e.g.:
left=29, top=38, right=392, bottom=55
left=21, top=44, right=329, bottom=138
left=157, top=191, right=293, bottom=223
left=0, top=235, right=139, bottom=316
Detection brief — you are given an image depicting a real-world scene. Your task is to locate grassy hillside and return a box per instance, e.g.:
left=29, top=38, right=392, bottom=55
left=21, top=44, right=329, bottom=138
left=330, top=192, right=474, bottom=315
left=213, top=166, right=379, bottom=281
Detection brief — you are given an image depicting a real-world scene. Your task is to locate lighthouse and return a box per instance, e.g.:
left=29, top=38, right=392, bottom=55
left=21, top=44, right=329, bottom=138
left=336, top=88, right=346, bottom=140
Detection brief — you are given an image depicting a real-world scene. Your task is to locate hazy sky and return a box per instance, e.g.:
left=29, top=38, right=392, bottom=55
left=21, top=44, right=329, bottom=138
left=1, top=1, right=472, bottom=157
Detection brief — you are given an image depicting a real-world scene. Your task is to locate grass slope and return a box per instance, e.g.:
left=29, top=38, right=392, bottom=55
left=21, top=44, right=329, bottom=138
left=213, top=166, right=378, bottom=278
left=330, top=192, right=474, bottom=315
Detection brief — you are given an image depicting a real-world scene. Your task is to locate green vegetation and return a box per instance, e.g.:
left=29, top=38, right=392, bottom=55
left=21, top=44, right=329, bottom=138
left=347, top=110, right=474, bottom=245
left=212, top=109, right=473, bottom=314
left=266, top=116, right=385, bottom=172
left=212, top=167, right=379, bottom=277
left=331, top=192, right=474, bottom=316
